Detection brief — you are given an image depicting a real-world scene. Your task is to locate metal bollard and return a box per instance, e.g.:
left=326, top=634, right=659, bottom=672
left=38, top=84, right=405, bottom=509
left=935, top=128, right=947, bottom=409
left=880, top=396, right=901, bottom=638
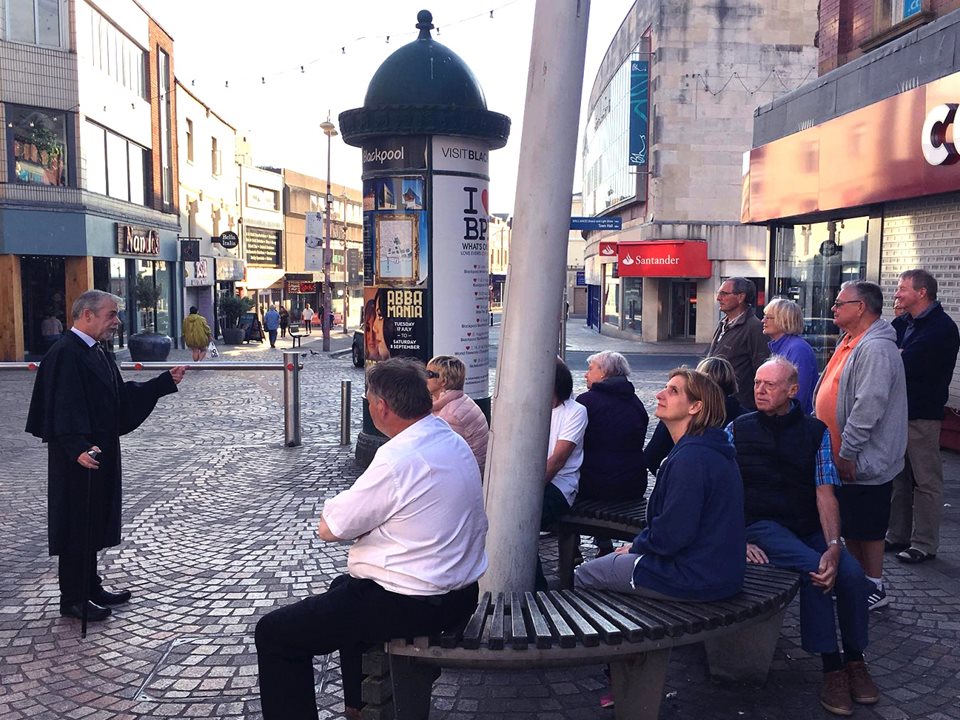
left=340, top=380, right=352, bottom=445
left=282, top=351, right=302, bottom=447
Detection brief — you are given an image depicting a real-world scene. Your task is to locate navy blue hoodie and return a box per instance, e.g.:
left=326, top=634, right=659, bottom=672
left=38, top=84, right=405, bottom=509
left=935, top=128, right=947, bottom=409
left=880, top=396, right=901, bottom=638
left=630, top=427, right=746, bottom=601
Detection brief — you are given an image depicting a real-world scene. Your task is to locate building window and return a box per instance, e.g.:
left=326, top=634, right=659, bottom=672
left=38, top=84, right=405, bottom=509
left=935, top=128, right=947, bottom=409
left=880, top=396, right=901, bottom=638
left=6, top=0, right=63, bottom=47
left=211, top=136, right=221, bottom=176
left=7, top=104, right=67, bottom=186
left=158, top=50, right=173, bottom=206
left=770, top=217, right=869, bottom=368
left=874, top=0, right=924, bottom=34
left=82, top=119, right=148, bottom=204
left=87, top=6, right=145, bottom=96
left=247, top=185, right=279, bottom=210
left=185, top=119, right=194, bottom=163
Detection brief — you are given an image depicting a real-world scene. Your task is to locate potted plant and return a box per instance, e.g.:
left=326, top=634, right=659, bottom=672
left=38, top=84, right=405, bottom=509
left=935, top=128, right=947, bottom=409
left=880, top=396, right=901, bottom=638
left=127, top=276, right=172, bottom=361
left=219, top=292, right=255, bottom=345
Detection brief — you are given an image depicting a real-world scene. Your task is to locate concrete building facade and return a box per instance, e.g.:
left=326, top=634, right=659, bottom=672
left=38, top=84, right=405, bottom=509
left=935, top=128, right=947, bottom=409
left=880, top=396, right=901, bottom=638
left=581, top=0, right=818, bottom=344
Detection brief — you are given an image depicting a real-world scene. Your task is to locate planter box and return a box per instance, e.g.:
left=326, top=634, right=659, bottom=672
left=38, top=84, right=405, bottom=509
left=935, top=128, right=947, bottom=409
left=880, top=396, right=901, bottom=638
left=222, top=327, right=246, bottom=345
left=128, top=333, right=172, bottom=362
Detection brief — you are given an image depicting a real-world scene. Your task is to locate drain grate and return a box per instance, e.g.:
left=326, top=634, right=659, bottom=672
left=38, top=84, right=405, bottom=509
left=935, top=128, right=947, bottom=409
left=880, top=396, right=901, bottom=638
left=134, top=634, right=329, bottom=703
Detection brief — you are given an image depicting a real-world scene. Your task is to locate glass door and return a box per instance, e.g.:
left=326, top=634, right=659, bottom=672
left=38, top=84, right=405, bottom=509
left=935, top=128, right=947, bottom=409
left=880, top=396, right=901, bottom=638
left=670, top=281, right=697, bottom=338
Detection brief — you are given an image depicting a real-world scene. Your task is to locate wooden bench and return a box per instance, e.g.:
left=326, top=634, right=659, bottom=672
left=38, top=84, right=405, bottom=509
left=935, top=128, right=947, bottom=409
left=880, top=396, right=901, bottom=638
left=556, top=496, right=648, bottom=589
left=359, top=564, right=800, bottom=720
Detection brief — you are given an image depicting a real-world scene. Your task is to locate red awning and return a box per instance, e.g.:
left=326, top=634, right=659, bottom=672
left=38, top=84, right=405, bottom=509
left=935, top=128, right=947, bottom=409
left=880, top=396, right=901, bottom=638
left=617, top=240, right=711, bottom=278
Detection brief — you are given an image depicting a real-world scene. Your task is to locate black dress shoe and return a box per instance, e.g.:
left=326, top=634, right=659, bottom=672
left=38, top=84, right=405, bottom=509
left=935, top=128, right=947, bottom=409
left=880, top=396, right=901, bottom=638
left=92, top=588, right=131, bottom=606
left=60, top=600, right=111, bottom=621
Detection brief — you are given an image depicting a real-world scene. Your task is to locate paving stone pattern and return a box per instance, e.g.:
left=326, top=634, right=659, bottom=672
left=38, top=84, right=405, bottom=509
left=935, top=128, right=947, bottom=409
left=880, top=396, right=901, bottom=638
left=0, top=328, right=958, bottom=719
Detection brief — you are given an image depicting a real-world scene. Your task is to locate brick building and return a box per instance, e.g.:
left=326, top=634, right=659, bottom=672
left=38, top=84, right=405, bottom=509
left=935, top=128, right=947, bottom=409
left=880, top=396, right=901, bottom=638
left=0, top=0, right=182, bottom=360
left=580, top=0, right=819, bottom=344
left=744, top=2, right=960, bottom=445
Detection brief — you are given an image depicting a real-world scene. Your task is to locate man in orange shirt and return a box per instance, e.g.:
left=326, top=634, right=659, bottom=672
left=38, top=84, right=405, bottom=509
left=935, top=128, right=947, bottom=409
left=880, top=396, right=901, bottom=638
left=813, top=281, right=907, bottom=612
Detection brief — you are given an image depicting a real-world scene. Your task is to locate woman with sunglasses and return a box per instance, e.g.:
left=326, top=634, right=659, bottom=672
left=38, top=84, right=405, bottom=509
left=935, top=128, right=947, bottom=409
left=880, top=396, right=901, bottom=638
left=426, top=355, right=489, bottom=476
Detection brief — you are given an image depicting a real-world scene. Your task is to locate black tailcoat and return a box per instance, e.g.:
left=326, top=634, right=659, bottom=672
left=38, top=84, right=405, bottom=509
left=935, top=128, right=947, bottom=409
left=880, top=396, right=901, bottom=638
left=25, top=331, right=178, bottom=555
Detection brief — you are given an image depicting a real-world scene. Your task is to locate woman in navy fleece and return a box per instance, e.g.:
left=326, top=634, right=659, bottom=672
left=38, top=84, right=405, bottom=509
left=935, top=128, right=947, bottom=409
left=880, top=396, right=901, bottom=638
left=575, top=368, right=746, bottom=601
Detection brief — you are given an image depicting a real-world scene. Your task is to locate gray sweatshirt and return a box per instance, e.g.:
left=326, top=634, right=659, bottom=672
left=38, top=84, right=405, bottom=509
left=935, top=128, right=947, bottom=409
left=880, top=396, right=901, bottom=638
left=814, top=318, right=908, bottom=485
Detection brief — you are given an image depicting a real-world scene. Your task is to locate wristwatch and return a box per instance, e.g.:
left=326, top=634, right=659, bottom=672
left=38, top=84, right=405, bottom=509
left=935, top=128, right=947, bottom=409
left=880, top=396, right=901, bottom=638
left=827, top=538, right=842, bottom=547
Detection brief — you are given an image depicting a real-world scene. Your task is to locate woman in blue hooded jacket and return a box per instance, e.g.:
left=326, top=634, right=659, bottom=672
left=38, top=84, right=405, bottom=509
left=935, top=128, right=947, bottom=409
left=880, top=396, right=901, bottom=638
left=575, top=368, right=746, bottom=602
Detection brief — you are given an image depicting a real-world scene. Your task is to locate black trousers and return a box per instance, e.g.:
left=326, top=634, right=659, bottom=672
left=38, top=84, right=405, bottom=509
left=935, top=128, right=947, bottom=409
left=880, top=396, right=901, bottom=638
left=58, top=550, right=100, bottom=604
left=255, top=574, right=479, bottom=719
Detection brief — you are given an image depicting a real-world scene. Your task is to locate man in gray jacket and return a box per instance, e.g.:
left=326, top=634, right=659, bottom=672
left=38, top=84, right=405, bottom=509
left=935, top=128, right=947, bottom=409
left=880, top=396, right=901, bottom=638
left=708, top=277, right=769, bottom=410
left=814, top=281, right=907, bottom=611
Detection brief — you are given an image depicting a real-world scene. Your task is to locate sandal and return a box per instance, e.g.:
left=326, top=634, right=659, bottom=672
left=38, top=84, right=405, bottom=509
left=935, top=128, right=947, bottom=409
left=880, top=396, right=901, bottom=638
left=896, top=547, right=936, bottom=564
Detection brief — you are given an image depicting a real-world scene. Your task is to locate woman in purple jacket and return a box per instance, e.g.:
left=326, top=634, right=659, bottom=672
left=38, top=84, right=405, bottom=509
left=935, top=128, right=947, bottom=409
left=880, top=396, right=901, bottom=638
left=762, top=298, right=819, bottom=414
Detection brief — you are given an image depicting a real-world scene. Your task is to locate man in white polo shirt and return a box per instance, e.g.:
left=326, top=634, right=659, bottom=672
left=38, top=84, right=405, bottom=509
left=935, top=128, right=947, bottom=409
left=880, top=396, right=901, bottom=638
left=255, top=358, right=488, bottom=720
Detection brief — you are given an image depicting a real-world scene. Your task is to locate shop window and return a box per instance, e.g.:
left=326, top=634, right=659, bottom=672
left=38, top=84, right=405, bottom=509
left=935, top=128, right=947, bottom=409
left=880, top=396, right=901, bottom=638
left=82, top=119, right=148, bottom=204
left=185, top=119, right=194, bottom=163
left=7, top=104, right=68, bottom=186
left=6, top=0, right=63, bottom=48
left=770, top=217, right=868, bottom=368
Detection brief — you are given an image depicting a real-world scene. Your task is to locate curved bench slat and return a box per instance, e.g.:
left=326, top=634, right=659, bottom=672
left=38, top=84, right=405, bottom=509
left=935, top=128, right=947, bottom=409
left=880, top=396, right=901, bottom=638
left=615, top=595, right=692, bottom=637
left=535, top=592, right=578, bottom=649
left=559, top=590, right=624, bottom=645
left=524, top=592, right=554, bottom=649
left=489, top=593, right=506, bottom=650
left=460, top=592, right=491, bottom=650
left=548, top=591, right=603, bottom=647
left=566, top=590, right=646, bottom=643
left=509, top=593, right=528, bottom=650
left=580, top=589, right=668, bottom=640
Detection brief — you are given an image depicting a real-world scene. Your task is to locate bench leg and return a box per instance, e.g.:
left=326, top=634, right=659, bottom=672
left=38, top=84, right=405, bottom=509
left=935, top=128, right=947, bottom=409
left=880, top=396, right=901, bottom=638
left=704, top=608, right=785, bottom=683
left=387, top=654, right=440, bottom=720
left=557, top=528, right=578, bottom=590
left=611, top=648, right=671, bottom=720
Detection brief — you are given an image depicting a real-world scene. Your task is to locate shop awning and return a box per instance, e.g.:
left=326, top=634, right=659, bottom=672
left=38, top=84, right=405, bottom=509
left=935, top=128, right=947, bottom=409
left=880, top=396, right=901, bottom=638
left=244, top=267, right=286, bottom=289
left=617, top=240, right=711, bottom=278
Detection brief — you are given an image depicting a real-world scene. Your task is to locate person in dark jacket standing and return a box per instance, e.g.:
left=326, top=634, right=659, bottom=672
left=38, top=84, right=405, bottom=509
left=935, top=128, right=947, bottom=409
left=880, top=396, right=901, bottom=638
left=708, top=277, right=769, bottom=410
left=886, top=269, right=960, bottom=564
left=730, top=357, right=875, bottom=717
left=25, top=290, right=185, bottom=622
left=576, top=351, right=649, bottom=501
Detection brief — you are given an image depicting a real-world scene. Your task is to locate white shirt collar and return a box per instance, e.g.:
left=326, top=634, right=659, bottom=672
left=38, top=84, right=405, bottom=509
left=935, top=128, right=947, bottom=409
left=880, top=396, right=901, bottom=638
left=70, top=327, right=97, bottom=347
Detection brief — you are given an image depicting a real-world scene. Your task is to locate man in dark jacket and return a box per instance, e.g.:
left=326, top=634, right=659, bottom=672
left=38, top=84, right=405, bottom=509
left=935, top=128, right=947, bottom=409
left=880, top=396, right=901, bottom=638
left=887, top=269, right=960, bottom=564
left=707, top=277, right=769, bottom=410
left=26, top=290, right=185, bottom=622
left=730, top=357, right=876, bottom=717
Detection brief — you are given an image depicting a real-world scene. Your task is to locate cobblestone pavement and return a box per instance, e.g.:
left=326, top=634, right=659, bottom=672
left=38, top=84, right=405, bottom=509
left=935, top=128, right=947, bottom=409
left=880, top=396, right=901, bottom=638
left=1, top=326, right=958, bottom=719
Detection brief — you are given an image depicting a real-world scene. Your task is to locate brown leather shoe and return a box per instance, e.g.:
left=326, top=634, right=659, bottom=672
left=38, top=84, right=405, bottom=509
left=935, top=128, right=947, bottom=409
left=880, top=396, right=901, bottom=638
left=846, top=660, right=880, bottom=704
left=820, top=669, right=854, bottom=716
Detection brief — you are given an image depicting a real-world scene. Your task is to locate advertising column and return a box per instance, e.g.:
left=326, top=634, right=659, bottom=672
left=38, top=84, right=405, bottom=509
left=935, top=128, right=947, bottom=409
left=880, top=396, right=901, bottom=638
left=360, top=138, right=430, bottom=365
left=431, top=136, right=491, bottom=407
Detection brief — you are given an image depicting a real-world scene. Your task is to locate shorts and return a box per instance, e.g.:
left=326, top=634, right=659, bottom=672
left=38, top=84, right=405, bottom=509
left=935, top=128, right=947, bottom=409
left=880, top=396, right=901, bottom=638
left=836, top=481, right=893, bottom=541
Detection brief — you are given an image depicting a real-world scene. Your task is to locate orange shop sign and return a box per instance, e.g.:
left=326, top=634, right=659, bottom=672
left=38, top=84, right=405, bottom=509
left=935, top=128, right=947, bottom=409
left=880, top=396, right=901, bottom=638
left=616, top=240, right=711, bottom=278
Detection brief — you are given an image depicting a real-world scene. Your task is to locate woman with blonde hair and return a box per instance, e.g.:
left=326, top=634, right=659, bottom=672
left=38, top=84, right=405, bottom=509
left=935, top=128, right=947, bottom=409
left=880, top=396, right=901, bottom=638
left=762, top=298, right=818, bottom=413
left=426, top=355, right=488, bottom=475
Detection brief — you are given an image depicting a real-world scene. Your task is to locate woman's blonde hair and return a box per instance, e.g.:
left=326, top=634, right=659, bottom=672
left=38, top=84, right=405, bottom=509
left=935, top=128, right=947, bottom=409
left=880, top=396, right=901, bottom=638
left=667, top=368, right=727, bottom=436
left=427, top=355, right=466, bottom=391
left=764, top=298, right=804, bottom=336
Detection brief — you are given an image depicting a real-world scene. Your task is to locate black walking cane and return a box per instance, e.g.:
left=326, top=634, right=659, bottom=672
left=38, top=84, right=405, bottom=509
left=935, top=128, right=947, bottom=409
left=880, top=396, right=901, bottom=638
left=80, top=448, right=100, bottom=639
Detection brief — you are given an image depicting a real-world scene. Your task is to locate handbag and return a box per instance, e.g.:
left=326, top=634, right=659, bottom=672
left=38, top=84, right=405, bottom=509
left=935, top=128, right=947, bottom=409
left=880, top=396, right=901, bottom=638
left=207, top=340, right=219, bottom=358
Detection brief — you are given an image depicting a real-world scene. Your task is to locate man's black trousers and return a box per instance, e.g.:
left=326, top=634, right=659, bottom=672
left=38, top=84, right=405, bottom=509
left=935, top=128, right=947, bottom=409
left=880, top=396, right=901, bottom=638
left=255, top=574, right=479, bottom=719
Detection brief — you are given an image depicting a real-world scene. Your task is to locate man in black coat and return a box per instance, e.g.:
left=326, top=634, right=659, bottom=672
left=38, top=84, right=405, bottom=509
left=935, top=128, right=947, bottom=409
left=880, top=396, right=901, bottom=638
left=887, top=269, right=960, bottom=564
left=26, top=289, right=186, bottom=621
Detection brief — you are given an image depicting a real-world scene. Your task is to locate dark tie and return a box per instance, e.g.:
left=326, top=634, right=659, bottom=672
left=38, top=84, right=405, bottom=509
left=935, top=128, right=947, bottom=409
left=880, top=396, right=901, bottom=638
left=93, top=343, right=115, bottom=385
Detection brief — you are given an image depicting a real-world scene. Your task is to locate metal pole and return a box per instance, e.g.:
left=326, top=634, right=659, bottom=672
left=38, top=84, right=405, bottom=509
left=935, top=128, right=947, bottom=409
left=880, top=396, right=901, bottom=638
left=340, top=380, right=352, bottom=445
left=343, top=200, right=349, bottom=334
left=282, top=351, right=302, bottom=447
left=559, top=290, right=568, bottom=361
left=321, top=116, right=338, bottom=352
left=481, top=0, right=590, bottom=594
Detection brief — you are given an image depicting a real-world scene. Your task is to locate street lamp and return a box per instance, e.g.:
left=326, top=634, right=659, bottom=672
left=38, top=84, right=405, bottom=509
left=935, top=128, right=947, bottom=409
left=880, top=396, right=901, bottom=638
left=320, top=114, right=338, bottom=351
left=340, top=190, right=350, bottom=334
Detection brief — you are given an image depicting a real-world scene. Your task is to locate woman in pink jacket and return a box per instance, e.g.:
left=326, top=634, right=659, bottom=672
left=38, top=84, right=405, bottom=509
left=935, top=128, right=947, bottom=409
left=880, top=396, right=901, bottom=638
left=426, top=355, right=489, bottom=477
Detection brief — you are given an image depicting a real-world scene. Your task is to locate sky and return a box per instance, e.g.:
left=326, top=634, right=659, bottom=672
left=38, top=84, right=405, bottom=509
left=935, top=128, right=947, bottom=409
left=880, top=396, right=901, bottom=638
left=140, top=0, right=636, bottom=215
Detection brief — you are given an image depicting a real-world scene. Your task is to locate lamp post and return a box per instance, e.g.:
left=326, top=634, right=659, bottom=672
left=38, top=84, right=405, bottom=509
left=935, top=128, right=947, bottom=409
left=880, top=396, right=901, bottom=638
left=341, top=190, right=350, bottom=333
left=320, top=114, right=338, bottom=352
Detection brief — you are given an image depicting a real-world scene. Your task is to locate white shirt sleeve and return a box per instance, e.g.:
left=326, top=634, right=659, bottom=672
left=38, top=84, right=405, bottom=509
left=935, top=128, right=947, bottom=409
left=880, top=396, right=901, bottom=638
left=557, top=401, right=588, bottom=446
left=321, top=458, right=402, bottom=540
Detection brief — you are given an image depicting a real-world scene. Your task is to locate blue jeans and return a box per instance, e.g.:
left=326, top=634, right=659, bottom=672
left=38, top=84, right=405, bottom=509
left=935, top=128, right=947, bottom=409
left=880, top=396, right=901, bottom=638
left=746, top=520, right=868, bottom=655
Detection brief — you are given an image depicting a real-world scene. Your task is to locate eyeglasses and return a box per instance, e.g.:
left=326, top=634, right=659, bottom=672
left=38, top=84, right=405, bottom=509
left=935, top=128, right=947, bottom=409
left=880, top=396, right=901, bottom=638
left=425, top=370, right=440, bottom=379
left=831, top=300, right=863, bottom=308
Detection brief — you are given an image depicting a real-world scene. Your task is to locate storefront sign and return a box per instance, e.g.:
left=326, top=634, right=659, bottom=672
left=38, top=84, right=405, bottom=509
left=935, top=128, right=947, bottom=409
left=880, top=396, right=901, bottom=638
left=245, top=226, right=281, bottom=267
left=286, top=281, right=317, bottom=294
left=599, top=241, right=619, bottom=259
left=116, top=225, right=160, bottom=255
left=617, top=241, right=711, bottom=278
left=184, top=258, right=213, bottom=287
left=218, top=231, right=239, bottom=249
left=904, top=0, right=922, bottom=19
left=361, top=137, right=428, bottom=174
left=628, top=60, right=649, bottom=167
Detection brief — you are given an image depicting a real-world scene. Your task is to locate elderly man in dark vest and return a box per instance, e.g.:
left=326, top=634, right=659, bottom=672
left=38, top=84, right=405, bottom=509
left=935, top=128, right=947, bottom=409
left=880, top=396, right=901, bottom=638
left=728, top=356, right=876, bottom=717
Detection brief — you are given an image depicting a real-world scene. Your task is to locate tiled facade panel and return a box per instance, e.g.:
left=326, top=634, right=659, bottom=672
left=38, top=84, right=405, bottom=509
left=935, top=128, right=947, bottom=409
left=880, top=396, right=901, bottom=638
left=881, top=194, right=960, bottom=407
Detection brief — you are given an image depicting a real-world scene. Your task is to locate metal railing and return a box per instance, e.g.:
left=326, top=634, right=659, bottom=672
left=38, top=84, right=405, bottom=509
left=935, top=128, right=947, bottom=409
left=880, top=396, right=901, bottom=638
left=0, top=350, right=304, bottom=447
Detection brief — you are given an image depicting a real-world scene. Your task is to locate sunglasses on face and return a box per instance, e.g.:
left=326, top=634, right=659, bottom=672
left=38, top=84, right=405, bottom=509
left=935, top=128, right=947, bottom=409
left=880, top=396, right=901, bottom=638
left=426, top=370, right=440, bottom=379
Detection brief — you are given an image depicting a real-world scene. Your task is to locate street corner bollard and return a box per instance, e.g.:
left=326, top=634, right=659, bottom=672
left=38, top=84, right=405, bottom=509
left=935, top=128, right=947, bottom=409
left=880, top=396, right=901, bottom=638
left=340, top=380, right=352, bottom=446
left=282, top=351, right=302, bottom=447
